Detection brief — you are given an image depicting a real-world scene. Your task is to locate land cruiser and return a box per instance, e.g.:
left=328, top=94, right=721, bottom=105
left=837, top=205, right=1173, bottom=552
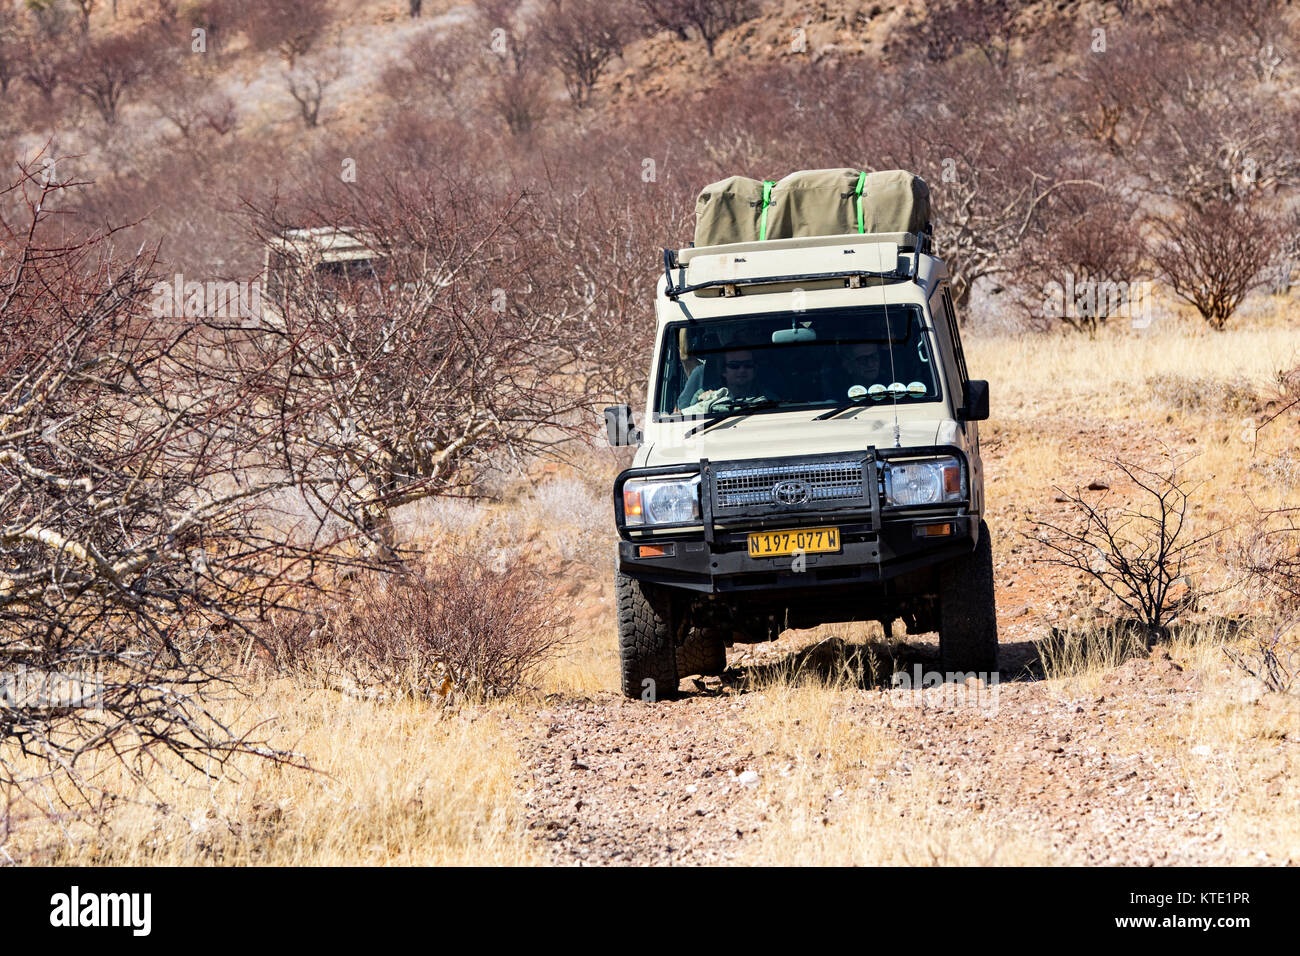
left=604, top=169, right=997, bottom=701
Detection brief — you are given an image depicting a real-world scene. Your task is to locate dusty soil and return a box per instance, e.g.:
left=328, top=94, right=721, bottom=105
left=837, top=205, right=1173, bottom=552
left=518, top=631, right=1295, bottom=865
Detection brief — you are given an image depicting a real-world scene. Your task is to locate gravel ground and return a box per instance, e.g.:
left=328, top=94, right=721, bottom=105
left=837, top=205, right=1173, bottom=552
left=518, top=634, right=1296, bottom=865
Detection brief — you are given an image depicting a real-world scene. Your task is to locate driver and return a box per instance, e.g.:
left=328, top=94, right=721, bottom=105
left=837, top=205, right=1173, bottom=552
left=680, top=347, right=781, bottom=413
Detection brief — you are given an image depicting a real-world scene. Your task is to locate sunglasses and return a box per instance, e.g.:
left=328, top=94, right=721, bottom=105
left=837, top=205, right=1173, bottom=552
left=724, top=361, right=756, bottom=371
left=849, top=353, right=881, bottom=365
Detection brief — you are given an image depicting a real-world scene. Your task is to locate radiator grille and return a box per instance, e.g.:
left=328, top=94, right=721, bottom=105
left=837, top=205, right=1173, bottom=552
left=713, top=459, right=867, bottom=509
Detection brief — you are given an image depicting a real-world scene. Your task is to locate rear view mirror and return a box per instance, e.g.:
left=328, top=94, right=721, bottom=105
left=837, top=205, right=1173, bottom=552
left=961, top=380, right=990, bottom=421
left=772, top=327, right=817, bottom=343
left=604, top=404, right=642, bottom=446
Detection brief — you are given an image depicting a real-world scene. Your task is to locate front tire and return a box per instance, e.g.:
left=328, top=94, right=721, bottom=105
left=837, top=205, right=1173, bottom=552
left=616, top=572, right=680, bottom=701
left=937, top=520, right=999, bottom=676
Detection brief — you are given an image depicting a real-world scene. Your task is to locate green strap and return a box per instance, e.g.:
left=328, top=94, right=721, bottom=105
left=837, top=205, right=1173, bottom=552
left=854, top=171, right=867, bottom=233
left=759, top=180, right=776, bottom=241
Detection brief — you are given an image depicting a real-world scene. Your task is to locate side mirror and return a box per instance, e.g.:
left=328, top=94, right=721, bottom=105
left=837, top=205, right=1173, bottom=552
left=961, top=380, right=990, bottom=421
left=604, top=404, right=642, bottom=446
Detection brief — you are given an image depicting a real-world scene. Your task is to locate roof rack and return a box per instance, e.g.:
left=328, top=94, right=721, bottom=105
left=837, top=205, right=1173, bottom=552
left=662, top=229, right=933, bottom=300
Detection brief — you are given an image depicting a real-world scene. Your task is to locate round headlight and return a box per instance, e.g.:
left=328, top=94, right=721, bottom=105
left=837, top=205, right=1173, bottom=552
left=644, top=481, right=698, bottom=524
left=888, top=462, right=944, bottom=506
left=884, top=458, right=963, bottom=507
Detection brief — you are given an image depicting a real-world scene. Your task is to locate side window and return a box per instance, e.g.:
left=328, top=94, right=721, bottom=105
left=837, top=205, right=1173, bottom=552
left=940, top=288, right=970, bottom=388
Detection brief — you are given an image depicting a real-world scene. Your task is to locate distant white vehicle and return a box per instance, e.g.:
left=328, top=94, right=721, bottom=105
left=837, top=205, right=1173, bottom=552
left=261, top=226, right=386, bottom=326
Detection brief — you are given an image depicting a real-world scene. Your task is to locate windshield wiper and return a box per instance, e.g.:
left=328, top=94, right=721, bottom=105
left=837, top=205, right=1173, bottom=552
left=813, top=399, right=870, bottom=421
left=682, top=399, right=781, bottom=439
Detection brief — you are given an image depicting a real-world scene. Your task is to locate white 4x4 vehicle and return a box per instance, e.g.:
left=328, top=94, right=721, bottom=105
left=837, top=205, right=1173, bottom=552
left=605, top=224, right=997, bottom=701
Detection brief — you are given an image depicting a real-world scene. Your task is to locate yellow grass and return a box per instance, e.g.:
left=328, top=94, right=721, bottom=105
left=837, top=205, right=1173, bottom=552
left=4, top=680, right=539, bottom=866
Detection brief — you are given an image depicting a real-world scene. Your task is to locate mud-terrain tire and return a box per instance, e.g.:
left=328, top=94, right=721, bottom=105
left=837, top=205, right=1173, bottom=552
left=617, top=572, right=680, bottom=701
left=937, top=520, right=999, bottom=676
left=676, top=626, right=728, bottom=677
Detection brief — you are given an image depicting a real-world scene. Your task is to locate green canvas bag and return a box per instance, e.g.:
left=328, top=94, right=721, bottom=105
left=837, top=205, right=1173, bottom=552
left=693, top=176, right=777, bottom=248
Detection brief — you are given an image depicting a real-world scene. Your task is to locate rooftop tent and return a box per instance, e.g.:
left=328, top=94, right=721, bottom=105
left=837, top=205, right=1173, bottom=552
left=765, top=167, right=863, bottom=239
left=691, top=169, right=931, bottom=247
left=693, top=176, right=776, bottom=248
left=858, top=169, right=931, bottom=235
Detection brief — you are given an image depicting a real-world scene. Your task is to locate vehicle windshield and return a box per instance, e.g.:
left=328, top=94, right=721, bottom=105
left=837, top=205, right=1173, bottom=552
left=654, top=305, right=940, bottom=419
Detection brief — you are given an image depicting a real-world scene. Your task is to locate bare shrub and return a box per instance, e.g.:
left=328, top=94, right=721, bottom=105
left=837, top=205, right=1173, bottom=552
left=1030, top=452, right=1220, bottom=642
left=536, top=0, right=628, bottom=108
left=262, top=555, right=571, bottom=701
left=241, top=169, right=588, bottom=561
left=0, top=163, right=332, bottom=821
left=1223, top=622, right=1298, bottom=695
left=1144, top=374, right=1258, bottom=416
left=1011, top=184, right=1146, bottom=334
left=1148, top=198, right=1282, bottom=330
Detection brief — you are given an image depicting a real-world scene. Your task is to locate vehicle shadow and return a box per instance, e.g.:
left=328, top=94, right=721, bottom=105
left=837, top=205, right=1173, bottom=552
left=681, top=614, right=1247, bottom=698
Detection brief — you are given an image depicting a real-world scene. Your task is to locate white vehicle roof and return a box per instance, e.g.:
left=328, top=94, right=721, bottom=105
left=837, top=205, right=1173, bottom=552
left=656, top=232, right=948, bottom=327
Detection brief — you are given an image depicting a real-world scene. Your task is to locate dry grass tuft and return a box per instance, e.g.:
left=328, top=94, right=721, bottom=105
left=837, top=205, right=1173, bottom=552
left=4, top=682, right=539, bottom=865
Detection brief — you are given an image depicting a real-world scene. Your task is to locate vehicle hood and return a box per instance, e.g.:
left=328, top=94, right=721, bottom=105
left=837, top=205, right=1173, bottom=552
left=643, top=407, right=960, bottom=466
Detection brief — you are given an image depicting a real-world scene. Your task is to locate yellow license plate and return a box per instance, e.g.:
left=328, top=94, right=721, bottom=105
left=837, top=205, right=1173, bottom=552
left=747, top=527, right=841, bottom=558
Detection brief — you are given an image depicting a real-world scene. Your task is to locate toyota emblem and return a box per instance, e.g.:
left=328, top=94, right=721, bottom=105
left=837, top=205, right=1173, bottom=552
left=772, top=479, right=812, bottom=505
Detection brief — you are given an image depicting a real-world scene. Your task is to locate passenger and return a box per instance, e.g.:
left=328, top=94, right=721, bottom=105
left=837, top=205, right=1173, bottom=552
left=827, top=342, right=883, bottom=400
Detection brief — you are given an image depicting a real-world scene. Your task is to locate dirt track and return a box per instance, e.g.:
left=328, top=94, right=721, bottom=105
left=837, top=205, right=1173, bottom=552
left=517, top=630, right=1295, bottom=865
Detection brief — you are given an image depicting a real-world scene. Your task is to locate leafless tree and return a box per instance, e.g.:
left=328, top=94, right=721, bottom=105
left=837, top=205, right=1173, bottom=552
left=637, top=0, right=754, bottom=56
left=248, top=0, right=330, bottom=68
left=474, top=0, right=548, bottom=135
left=0, top=6, right=19, bottom=95
left=535, top=145, right=695, bottom=398
left=1148, top=198, right=1282, bottom=330
left=0, top=163, right=328, bottom=830
left=890, top=0, right=1018, bottom=71
left=886, top=60, right=1083, bottom=314
left=240, top=170, right=589, bottom=560
left=1029, top=452, right=1219, bottom=642
left=65, top=29, right=159, bottom=124
left=536, top=0, right=627, bottom=108
left=282, top=44, right=343, bottom=128
left=182, top=0, right=248, bottom=56
left=1066, top=29, right=1167, bottom=154
left=382, top=25, right=473, bottom=109
left=18, top=4, right=74, bottom=108
left=152, top=69, right=237, bottom=140
left=70, top=0, right=96, bottom=35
